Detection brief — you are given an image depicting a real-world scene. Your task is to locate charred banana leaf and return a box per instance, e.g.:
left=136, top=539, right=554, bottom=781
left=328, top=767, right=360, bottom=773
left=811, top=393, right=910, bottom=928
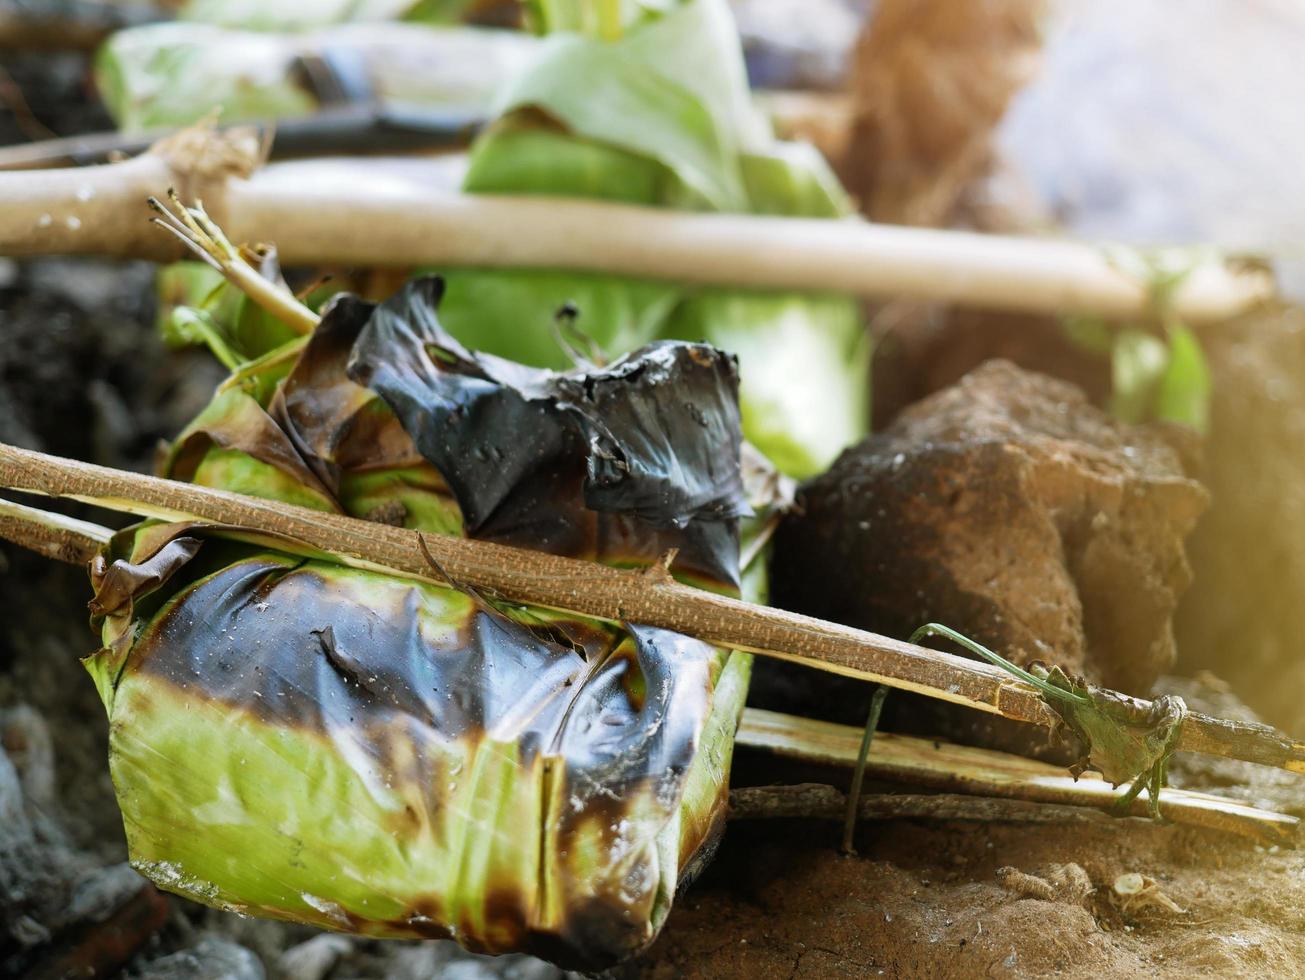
left=84, top=278, right=755, bottom=968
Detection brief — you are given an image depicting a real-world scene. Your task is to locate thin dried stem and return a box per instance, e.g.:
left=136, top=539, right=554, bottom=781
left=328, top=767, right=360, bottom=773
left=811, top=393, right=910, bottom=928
left=842, top=685, right=888, bottom=855
left=146, top=190, right=319, bottom=336
left=0, top=442, right=1302, bottom=780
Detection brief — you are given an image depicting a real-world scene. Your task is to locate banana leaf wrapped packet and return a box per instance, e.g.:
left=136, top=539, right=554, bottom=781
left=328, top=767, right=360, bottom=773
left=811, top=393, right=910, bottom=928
left=84, top=277, right=759, bottom=968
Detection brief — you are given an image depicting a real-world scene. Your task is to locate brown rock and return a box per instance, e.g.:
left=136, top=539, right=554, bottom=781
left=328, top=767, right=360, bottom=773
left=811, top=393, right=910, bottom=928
left=772, top=360, right=1207, bottom=695
left=845, top=0, right=1045, bottom=227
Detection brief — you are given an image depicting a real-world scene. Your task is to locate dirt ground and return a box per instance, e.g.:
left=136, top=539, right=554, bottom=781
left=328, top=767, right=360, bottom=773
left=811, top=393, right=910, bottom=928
left=628, top=814, right=1305, bottom=979
left=614, top=672, right=1305, bottom=979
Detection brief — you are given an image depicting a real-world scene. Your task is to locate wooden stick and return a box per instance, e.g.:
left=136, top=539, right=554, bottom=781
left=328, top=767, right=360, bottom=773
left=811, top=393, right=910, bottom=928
left=0, top=493, right=1287, bottom=844
left=2, top=443, right=1303, bottom=777
left=0, top=137, right=1275, bottom=322
left=727, top=783, right=1296, bottom=846
left=0, top=150, right=184, bottom=262
left=735, top=709, right=1298, bottom=845
left=1, top=492, right=1290, bottom=844
left=0, top=496, right=109, bottom=564
left=729, top=784, right=1128, bottom=826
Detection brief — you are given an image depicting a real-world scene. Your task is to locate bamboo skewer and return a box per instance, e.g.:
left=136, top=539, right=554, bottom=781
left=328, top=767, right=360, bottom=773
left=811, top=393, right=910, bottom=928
left=726, top=784, right=1295, bottom=844
left=735, top=709, right=1298, bottom=845
left=0, top=133, right=1276, bottom=322
left=1, top=485, right=1295, bottom=844
left=2, top=442, right=1303, bottom=777
left=0, top=490, right=1292, bottom=848
left=729, top=785, right=1128, bottom=827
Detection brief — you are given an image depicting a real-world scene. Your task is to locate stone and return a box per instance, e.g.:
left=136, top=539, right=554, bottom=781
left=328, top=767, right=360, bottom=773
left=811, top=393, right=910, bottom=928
left=276, top=934, right=353, bottom=980
left=135, top=937, right=266, bottom=980
left=0, top=705, right=164, bottom=977
left=772, top=360, right=1207, bottom=695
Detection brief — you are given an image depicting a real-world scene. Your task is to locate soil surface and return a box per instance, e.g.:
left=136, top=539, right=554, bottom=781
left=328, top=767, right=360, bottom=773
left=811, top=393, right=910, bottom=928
left=626, top=813, right=1305, bottom=979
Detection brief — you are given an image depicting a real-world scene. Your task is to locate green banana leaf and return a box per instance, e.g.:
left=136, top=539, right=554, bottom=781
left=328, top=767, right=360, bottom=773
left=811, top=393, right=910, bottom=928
left=97, top=24, right=316, bottom=132
left=1152, top=323, right=1211, bottom=434
left=659, top=291, right=868, bottom=480
left=441, top=0, right=868, bottom=478
left=124, top=0, right=867, bottom=476
left=157, top=251, right=305, bottom=370
left=177, top=0, right=474, bottom=30
left=95, top=22, right=538, bottom=132
left=1067, top=315, right=1213, bottom=434
left=86, top=277, right=762, bottom=967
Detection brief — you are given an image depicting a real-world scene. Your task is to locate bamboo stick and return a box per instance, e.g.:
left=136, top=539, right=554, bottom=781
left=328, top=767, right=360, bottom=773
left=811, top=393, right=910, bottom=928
left=725, top=784, right=1295, bottom=844
left=735, top=709, right=1298, bottom=845
left=0, top=151, right=177, bottom=260
left=0, top=138, right=1275, bottom=322
left=728, top=785, right=1122, bottom=826
left=2, top=486, right=1294, bottom=843
left=0, top=487, right=1289, bottom=846
left=2, top=442, right=1303, bottom=776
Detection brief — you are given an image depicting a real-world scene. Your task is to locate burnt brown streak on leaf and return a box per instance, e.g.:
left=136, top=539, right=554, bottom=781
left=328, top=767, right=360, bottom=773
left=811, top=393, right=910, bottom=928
left=88, top=536, right=203, bottom=619
left=117, top=537, right=712, bottom=789
left=269, top=293, right=428, bottom=492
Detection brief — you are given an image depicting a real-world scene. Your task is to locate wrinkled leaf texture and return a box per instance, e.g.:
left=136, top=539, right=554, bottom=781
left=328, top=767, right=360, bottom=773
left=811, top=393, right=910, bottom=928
left=85, top=277, right=754, bottom=968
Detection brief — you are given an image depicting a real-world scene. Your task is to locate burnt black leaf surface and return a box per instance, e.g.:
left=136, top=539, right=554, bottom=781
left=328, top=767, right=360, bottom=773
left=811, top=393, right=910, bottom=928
left=87, top=523, right=741, bottom=967
left=347, top=277, right=749, bottom=588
